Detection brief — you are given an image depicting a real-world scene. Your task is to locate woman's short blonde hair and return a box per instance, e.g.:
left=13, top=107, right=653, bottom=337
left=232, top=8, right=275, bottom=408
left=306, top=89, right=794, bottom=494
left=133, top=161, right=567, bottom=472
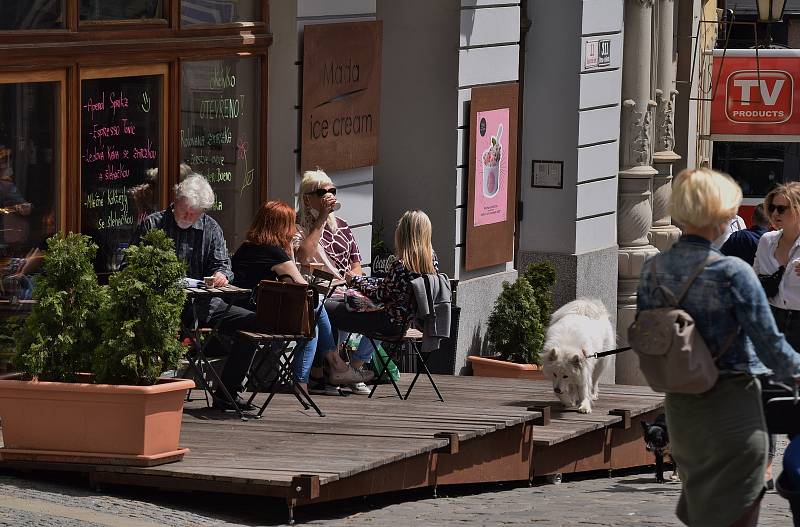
left=670, top=168, right=742, bottom=228
left=395, top=210, right=435, bottom=275
left=298, top=168, right=337, bottom=232
left=765, top=182, right=800, bottom=218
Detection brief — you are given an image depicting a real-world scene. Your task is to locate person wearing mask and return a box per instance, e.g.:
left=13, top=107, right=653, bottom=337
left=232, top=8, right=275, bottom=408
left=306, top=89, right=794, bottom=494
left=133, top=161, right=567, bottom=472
left=721, top=203, right=771, bottom=266
left=294, top=169, right=374, bottom=395
left=637, top=168, right=800, bottom=527
left=714, top=213, right=747, bottom=247
left=231, top=200, right=373, bottom=394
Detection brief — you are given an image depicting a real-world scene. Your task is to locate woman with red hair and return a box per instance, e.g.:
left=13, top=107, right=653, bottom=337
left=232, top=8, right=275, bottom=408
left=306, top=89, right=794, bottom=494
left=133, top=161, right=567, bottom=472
left=231, top=201, right=371, bottom=394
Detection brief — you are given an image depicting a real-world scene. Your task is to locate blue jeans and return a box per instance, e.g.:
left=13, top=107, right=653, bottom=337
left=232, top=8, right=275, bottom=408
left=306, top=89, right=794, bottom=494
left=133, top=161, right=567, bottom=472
left=292, top=305, right=336, bottom=383
left=341, top=332, right=376, bottom=363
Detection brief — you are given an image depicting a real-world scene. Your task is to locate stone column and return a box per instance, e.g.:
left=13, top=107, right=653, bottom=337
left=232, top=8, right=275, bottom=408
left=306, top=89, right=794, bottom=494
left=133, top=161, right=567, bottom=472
left=617, top=0, right=659, bottom=385
left=651, top=0, right=682, bottom=252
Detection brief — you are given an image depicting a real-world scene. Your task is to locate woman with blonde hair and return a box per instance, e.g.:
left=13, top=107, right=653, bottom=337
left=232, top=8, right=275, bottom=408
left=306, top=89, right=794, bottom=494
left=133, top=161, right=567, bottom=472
left=753, top=182, right=800, bottom=489
left=325, top=210, right=438, bottom=342
left=294, top=169, right=374, bottom=394
left=636, top=168, right=800, bottom=527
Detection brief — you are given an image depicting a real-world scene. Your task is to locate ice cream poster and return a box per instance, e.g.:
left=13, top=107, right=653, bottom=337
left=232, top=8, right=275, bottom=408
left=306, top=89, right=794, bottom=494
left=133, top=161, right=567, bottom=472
left=473, top=108, right=509, bottom=227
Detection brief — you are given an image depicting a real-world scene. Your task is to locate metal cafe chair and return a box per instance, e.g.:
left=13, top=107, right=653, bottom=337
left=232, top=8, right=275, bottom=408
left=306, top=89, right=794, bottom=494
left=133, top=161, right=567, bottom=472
left=343, top=274, right=453, bottom=402
left=236, top=269, right=339, bottom=418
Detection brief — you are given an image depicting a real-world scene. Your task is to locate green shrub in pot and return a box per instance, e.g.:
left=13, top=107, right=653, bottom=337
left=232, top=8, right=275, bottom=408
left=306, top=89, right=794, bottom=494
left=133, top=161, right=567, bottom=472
left=94, top=229, right=187, bottom=385
left=13, top=233, right=107, bottom=381
left=485, top=262, right=556, bottom=365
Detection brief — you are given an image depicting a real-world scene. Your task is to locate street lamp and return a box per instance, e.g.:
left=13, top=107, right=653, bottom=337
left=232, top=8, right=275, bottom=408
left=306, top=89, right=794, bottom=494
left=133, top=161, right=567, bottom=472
left=757, top=0, right=787, bottom=47
left=757, top=0, right=786, bottom=23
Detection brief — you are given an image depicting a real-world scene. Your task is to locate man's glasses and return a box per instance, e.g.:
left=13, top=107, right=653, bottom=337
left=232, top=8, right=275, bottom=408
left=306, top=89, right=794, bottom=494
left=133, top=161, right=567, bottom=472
left=306, top=188, right=337, bottom=197
left=768, top=204, right=790, bottom=215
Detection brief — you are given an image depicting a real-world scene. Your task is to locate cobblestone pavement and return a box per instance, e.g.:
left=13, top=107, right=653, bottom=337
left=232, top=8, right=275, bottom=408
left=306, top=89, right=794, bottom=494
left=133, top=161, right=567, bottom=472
left=0, top=444, right=793, bottom=526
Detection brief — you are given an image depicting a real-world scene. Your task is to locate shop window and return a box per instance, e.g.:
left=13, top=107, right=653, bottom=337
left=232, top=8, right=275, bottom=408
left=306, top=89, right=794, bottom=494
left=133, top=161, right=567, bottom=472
left=181, top=0, right=259, bottom=25
left=0, top=1, right=65, bottom=30
left=80, top=71, right=164, bottom=273
left=181, top=57, right=260, bottom=252
left=0, top=81, right=61, bottom=301
left=712, top=142, right=800, bottom=198
left=80, top=0, right=162, bottom=21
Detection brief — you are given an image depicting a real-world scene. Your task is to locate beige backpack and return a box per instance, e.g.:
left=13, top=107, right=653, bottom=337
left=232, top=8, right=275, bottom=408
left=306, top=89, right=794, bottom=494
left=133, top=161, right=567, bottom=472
left=627, top=255, right=737, bottom=394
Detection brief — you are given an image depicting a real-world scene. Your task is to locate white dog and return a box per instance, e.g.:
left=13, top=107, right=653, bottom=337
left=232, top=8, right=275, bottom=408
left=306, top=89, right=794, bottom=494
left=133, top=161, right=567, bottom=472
left=541, top=298, right=615, bottom=414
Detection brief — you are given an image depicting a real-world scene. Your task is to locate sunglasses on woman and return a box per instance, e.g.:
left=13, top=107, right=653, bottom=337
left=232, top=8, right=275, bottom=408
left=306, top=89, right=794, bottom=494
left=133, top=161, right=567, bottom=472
left=768, top=204, right=790, bottom=215
left=306, top=188, right=337, bottom=197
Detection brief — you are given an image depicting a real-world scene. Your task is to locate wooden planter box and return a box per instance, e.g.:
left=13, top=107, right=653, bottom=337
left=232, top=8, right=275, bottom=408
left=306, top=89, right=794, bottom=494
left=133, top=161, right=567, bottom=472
left=0, top=375, right=194, bottom=466
left=467, top=355, right=546, bottom=380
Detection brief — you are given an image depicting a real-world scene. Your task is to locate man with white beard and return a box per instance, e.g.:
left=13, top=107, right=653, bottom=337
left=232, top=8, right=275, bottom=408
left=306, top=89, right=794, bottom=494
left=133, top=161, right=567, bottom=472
left=132, top=173, right=259, bottom=412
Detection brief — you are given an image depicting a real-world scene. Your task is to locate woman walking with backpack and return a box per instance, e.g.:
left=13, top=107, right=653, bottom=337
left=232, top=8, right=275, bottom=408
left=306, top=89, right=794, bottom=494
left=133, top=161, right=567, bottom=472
left=635, top=168, right=800, bottom=527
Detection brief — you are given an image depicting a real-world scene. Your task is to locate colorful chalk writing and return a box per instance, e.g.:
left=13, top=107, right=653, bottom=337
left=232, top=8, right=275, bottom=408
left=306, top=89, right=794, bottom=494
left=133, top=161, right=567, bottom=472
left=81, top=74, right=162, bottom=272
left=180, top=57, right=260, bottom=251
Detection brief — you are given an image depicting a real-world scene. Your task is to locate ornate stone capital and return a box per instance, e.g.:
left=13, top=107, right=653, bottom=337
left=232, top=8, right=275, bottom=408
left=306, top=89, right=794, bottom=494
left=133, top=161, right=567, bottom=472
left=634, top=0, right=655, bottom=7
left=655, top=88, right=678, bottom=154
left=621, top=99, right=656, bottom=169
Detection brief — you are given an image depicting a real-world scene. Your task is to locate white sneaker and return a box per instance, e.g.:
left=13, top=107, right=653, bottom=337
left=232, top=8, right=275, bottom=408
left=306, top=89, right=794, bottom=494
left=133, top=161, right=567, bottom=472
left=348, top=382, right=371, bottom=395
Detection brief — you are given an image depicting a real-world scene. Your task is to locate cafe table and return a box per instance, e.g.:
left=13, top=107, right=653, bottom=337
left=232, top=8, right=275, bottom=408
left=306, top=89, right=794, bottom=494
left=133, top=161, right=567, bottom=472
left=183, top=283, right=252, bottom=420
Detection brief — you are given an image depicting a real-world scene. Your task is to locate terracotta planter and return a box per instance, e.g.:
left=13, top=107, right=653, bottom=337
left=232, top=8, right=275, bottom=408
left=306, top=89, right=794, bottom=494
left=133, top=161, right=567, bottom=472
left=467, top=355, right=546, bottom=381
left=0, top=375, right=194, bottom=466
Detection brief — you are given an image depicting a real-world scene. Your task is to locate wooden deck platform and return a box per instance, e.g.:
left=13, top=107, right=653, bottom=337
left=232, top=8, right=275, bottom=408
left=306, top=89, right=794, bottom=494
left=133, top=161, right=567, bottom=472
left=0, top=375, right=663, bottom=516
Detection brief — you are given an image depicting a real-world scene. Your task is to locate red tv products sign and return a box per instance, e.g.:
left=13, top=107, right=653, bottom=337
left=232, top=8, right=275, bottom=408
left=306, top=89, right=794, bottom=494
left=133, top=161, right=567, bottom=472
left=711, top=50, right=800, bottom=138
left=726, top=71, right=792, bottom=123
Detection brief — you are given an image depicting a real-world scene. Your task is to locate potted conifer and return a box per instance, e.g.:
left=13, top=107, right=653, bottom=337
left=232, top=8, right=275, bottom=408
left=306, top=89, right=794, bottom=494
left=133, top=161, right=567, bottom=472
left=0, top=231, right=194, bottom=466
left=468, top=262, right=555, bottom=380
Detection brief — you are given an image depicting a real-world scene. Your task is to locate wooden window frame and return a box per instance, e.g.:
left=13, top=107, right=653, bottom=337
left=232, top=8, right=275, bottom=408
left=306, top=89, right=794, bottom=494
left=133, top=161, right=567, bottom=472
left=0, top=1, right=270, bottom=235
left=0, top=70, right=69, bottom=234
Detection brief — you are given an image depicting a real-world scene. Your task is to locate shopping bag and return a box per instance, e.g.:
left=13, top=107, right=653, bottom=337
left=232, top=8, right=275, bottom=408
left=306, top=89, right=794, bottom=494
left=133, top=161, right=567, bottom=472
left=372, top=341, right=400, bottom=383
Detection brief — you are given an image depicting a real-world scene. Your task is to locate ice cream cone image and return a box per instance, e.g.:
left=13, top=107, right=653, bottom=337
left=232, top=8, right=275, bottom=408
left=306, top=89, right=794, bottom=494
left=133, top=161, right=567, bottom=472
left=481, top=124, right=503, bottom=198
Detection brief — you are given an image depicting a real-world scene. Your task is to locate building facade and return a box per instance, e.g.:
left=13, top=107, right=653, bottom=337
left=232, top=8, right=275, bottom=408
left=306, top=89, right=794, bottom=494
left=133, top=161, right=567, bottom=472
left=0, top=0, right=716, bottom=381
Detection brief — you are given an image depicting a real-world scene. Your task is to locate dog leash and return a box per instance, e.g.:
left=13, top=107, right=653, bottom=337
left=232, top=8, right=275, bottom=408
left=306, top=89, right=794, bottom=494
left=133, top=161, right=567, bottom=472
left=589, top=346, right=632, bottom=359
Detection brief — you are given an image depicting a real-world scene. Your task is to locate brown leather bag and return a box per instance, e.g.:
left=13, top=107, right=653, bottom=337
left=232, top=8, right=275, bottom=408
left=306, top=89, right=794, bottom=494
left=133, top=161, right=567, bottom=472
left=256, top=277, right=315, bottom=337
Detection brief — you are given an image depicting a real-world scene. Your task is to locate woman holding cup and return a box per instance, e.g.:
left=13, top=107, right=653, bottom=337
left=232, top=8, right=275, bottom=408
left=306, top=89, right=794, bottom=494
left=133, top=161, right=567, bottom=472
left=294, top=169, right=373, bottom=395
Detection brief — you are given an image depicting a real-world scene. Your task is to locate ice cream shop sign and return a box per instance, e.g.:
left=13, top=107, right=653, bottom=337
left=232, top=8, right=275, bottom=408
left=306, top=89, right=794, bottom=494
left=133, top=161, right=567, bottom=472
left=301, top=21, right=382, bottom=172
left=711, top=49, right=800, bottom=140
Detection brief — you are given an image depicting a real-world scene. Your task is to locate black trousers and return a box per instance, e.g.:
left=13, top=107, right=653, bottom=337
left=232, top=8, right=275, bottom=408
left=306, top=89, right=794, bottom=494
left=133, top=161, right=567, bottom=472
left=767, top=305, right=800, bottom=460
left=324, top=297, right=402, bottom=338
left=198, top=303, right=260, bottom=396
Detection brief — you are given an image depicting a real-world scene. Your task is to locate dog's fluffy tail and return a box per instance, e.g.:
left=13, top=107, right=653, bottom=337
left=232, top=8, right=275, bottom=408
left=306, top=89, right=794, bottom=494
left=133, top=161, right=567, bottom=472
left=550, top=298, right=610, bottom=324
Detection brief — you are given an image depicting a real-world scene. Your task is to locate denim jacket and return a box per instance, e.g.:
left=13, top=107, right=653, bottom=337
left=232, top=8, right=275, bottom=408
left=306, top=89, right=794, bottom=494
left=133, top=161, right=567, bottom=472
left=637, top=235, right=800, bottom=382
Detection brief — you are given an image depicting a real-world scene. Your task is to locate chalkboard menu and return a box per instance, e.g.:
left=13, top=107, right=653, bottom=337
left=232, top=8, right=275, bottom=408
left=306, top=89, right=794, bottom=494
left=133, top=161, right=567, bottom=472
left=81, top=74, right=162, bottom=272
left=181, top=58, right=259, bottom=252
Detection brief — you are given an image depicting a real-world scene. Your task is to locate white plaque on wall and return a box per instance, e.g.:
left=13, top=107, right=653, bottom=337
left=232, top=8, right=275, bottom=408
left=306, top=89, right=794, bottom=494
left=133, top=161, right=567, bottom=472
left=532, top=160, right=563, bottom=189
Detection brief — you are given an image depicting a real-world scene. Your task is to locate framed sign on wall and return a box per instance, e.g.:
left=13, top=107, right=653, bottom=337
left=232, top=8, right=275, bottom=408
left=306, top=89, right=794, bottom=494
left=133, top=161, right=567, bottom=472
left=465, top=83, right=519, bottom=271
left=300, top=21, right=382, bottom=172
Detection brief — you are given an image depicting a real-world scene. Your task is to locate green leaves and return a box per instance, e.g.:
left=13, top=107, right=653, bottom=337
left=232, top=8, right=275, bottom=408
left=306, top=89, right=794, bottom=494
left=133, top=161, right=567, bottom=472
left=486, top=262, right=556, bottom=366
left=13, top=233, right=106, bottom=382
left=94, top=229, right=187, bottom=385
left=13, top=229, right=187, bottom=386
